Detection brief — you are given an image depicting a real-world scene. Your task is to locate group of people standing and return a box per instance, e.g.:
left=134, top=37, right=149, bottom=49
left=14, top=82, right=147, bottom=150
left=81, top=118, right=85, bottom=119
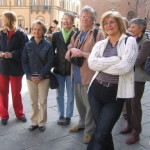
left=0, top=5, right=150, bottom=150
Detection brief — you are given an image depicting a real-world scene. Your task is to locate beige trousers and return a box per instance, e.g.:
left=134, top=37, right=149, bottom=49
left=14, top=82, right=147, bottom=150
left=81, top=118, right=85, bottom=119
left=27, top=79, right=50, bottom=126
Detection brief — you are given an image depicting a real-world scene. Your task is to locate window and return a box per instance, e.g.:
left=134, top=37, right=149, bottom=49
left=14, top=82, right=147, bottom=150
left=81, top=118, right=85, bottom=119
left=0, top=0, right=4, bottom=5
left=44, top=0, right=49, bottom=6
left=18, top=19, right=23, bottom=29
left=37, top=16, right=45, bottom=22
left=32, top=0, right=36, bottom=6
left=17, top=0, right=23, bottom=6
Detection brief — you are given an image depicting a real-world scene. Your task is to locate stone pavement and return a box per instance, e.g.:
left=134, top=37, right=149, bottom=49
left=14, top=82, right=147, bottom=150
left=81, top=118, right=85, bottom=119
left=0, top=76, right=150, bottom=150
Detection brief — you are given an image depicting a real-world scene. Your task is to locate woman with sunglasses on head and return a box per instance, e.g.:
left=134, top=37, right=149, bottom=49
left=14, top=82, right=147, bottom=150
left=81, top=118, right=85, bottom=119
left=86, top=11, right=138, bottom=150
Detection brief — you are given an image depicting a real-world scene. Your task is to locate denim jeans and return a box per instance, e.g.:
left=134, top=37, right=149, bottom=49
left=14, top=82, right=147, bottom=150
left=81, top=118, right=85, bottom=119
left=55, top=74, right=74, bottom=118
left=86, top=80, right=125, bottom=150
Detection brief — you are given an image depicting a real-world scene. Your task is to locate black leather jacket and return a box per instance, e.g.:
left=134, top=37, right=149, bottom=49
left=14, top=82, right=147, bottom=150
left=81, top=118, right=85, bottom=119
left=22, top=37, right=54, bottom=79
left=52, top=30, right=75, bottom=76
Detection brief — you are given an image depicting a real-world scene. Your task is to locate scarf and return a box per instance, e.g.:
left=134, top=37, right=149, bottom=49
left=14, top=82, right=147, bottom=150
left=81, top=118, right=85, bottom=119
left=62, top=27, right=72, bottom=43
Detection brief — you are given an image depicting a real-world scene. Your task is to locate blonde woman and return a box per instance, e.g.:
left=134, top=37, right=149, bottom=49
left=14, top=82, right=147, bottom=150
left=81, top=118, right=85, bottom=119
left=86, top=11, right=138, bottom=150
left=22, top=20, right=54, bottom=132
left=0, top=11, right=28, bottom=125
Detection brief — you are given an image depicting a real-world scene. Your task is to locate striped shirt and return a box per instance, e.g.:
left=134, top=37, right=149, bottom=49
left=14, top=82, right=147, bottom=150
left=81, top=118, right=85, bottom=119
left=96, top=41, right=119, bottom=84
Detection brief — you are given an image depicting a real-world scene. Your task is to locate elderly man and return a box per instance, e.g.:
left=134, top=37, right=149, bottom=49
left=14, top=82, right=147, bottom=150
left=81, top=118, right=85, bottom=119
left=65, top=6, right=104, bottom=144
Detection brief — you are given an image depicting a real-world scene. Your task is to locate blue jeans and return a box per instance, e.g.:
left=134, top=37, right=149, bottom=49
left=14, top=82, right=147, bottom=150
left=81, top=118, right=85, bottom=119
left=55, top=74, right=74, bottom=118
left=86, top=80, right=125, bottom=150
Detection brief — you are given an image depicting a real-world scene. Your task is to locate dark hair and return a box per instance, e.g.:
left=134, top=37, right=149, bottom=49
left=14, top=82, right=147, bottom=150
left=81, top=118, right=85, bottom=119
left=49, top=26, right=54, bottom=30
left=130, top=18, right=147, bottom=33
left=95, top=23, right=100, bottom=26
left=53, top=20, right=59, bottom=25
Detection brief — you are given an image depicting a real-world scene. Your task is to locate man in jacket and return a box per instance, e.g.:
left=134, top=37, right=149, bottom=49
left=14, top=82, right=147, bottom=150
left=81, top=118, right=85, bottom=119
left=52, top=12, right=75, bottom=126
left=65, top=6, right=104, bottom=144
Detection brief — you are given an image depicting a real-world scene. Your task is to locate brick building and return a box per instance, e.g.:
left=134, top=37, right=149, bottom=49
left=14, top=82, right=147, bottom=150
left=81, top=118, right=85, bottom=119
left=81, top=0, right=150, bottom=30
left=0, top=0, right=80, bottom=32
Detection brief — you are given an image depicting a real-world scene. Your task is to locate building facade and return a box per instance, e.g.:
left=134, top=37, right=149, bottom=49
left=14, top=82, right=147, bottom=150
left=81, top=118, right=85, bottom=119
left=81, top=0, right=150, bottom=30
left=0, top=0, right=80, bottom=32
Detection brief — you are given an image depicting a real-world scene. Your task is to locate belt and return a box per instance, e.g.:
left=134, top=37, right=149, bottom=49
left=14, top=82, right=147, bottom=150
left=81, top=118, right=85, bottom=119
left=95, top=79, right=117, bottom=87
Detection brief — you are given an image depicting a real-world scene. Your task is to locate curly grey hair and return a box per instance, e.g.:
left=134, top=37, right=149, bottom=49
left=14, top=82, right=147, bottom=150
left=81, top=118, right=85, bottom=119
left=80, top=6, right=96, bottom=21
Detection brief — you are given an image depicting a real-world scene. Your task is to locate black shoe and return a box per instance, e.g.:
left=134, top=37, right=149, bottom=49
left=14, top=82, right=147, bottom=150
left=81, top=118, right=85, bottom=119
left=57, top=116, right=65, bottom=125
left=18, top=116, right=27, bottom=122
left=61, top=117, right=71, bottom=125
left=1, top=119, right=8, bottom=125
left=39, top=126, right=46, bottom=132
left=28, top=125, right=38, bottom=131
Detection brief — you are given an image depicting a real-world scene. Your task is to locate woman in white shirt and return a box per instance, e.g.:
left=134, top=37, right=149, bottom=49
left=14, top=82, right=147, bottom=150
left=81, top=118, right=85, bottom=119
left=86, top=11, right=138, bottom=150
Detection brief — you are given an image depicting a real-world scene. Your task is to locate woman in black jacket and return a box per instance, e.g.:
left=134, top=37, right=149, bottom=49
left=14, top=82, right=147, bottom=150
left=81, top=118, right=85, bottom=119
left=52, top=12, right=75, bottom=125
left=0, top=11, right=28, bottom=125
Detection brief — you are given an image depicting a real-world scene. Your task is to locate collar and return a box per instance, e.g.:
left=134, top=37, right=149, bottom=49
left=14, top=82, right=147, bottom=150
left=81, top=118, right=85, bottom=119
left=30, top=36, right=45, bottom=43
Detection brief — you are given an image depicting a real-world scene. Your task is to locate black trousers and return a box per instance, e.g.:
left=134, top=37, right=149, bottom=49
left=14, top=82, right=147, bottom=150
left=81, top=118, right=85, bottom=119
left=126, top=81, right=145, bottom=135
left=86, top=80, right=125, bottom=150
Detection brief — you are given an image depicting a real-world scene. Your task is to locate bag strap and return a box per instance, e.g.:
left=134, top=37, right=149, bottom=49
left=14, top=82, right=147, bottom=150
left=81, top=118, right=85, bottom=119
left=93, top=28, right=98, bottom=43
left=125, top=37, right=128, bottom=44
left=74, top=29, right=99, bottom=49
left=74, top=29, right=98, bottom=43
left=74, top=31, right=80, bottom=41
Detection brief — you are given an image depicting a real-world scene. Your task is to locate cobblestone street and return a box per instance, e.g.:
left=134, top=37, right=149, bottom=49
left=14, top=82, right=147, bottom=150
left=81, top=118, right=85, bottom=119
left=0, top=76, right=150, bottom=150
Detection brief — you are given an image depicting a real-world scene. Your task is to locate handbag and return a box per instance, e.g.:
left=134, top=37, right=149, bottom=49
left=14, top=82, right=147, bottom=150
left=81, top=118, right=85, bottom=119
left=71, top=56, right=84, bottom=67
left=144, top=56, right=150, bottom=75
left=49, top=72, right=59, bottom=89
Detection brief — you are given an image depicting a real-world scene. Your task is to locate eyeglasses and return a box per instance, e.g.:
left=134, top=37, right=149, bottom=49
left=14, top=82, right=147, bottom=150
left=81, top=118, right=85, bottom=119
left=80, top=16, right=92, bottom=20
left=61, top=19, right=72, bottom=22
left=103, top=20, right=117, bottom=26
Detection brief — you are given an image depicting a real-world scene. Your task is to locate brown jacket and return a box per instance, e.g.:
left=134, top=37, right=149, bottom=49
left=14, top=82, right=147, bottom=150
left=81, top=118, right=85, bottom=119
left=65, top=28, right=104, bottom=85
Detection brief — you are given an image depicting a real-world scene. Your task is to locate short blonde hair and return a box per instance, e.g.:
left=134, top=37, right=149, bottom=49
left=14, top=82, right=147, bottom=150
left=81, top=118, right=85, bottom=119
left=101, top=11, right=126, bottom=36
left=3, top=11, right=17, bottom=30
left=32, top=20, right=47, bottom=34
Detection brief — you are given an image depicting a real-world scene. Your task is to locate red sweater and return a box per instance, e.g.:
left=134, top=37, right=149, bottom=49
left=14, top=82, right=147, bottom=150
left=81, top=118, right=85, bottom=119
left=7, top=30, right=15, bottom=40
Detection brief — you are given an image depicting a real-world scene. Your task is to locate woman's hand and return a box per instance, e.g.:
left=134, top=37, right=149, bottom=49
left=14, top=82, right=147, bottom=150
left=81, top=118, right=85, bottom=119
left=0, top=51, right=5, bottom=58
left=31, top=76, right=41, bottom=83
left=4, top=52, right=12, bottom=58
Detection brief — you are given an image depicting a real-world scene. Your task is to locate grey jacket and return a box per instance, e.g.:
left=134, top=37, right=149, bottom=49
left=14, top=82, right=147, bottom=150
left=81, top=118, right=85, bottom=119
left=135, top=34, right=150, bottom=82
